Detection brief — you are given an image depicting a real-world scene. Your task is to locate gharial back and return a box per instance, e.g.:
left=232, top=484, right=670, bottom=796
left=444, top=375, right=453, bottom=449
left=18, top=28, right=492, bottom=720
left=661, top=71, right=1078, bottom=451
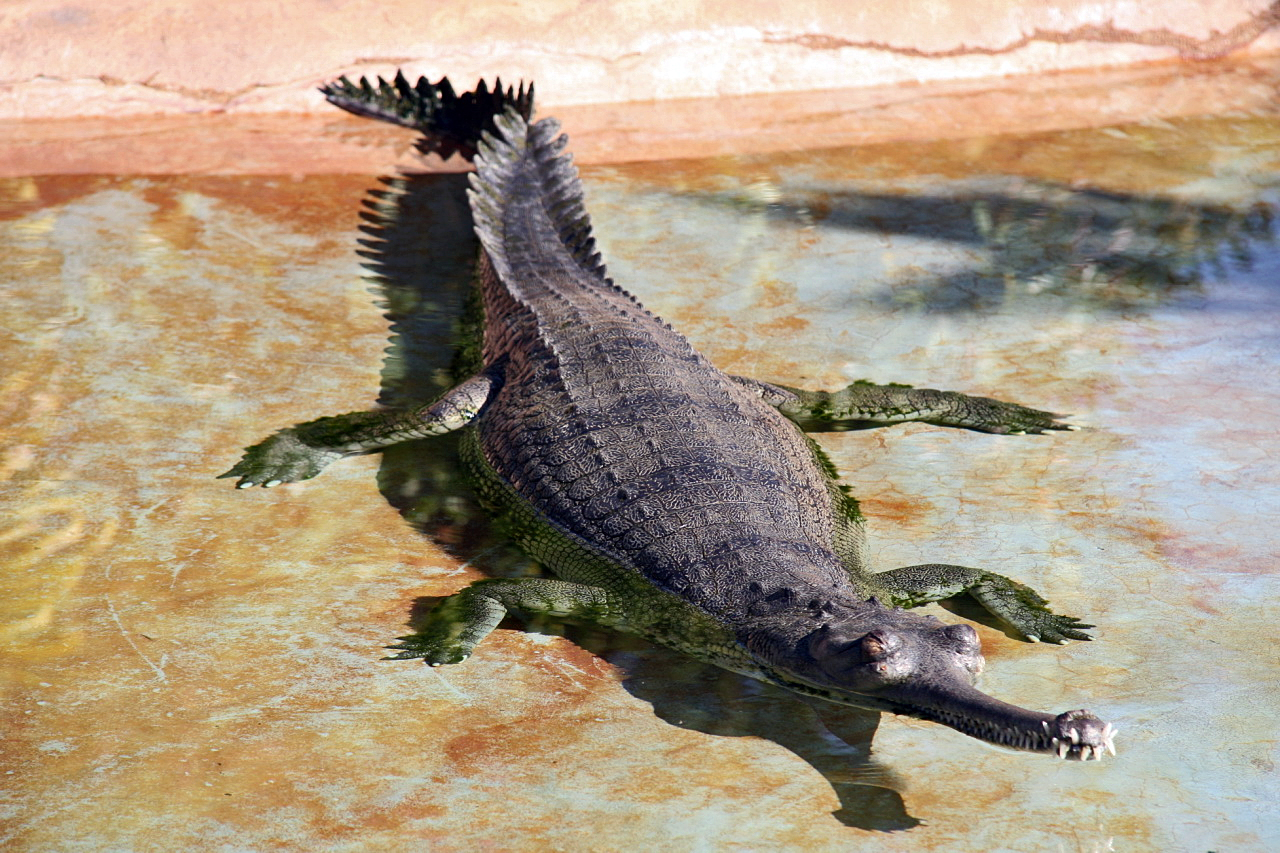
left=466, top=111, right=854, bottom=616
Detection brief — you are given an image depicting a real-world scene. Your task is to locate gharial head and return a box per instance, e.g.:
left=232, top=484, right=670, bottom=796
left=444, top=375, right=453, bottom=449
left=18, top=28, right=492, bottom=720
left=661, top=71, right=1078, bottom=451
left=742, top=596, right=1116, bottom=761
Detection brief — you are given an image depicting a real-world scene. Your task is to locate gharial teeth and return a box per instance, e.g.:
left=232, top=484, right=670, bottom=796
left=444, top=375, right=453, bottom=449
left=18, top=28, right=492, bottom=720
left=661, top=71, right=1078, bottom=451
left=1048, top=723, right=1117, bottom=760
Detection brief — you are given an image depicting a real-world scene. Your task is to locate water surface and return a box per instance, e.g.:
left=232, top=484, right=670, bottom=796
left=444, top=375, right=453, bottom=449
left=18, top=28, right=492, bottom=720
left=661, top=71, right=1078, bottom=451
left=2, top=110, right=1277, bottom=850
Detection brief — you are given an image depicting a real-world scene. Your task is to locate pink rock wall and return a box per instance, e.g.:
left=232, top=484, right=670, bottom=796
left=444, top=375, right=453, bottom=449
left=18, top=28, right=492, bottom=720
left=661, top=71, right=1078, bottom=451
left=2, top=0, right=1278, bottom=118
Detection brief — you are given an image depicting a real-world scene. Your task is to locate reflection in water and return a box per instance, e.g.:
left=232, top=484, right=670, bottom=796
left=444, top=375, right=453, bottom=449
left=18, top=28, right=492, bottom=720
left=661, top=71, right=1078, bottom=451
left=704, top=179, right=1277, bottom=311
left=352, top=168, right=917, bottom=830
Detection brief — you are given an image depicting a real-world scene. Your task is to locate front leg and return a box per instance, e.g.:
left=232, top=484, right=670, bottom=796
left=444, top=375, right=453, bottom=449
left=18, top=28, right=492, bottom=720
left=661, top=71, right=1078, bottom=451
left=734, top=376, right=1072, bottom=435
left=220, top=370, right=498, bottom=488
left=386, top=578, right=625, bottom=665
left=869, top=563, right=1093, bottom=644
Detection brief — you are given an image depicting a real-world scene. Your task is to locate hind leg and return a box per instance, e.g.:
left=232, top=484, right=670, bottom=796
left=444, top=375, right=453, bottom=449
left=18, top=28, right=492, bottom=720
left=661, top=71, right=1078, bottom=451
left=221, top=370, right=498, bottom=487
left=734, top=376, right=1072, bottom=435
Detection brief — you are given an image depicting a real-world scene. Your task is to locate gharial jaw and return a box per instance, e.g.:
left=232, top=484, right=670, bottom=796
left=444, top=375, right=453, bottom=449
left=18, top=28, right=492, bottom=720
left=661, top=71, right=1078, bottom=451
left=894, top=682, right=1118, bottom=761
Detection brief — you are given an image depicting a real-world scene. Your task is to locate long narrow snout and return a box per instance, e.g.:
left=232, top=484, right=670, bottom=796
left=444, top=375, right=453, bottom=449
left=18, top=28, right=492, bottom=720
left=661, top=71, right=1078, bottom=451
left=882, top=679, right=1117, bottom=760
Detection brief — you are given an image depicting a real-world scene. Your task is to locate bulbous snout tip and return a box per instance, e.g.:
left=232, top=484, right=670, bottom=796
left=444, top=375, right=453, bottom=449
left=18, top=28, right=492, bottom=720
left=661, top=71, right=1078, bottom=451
left=1044, top=709, right=1117, bottom=760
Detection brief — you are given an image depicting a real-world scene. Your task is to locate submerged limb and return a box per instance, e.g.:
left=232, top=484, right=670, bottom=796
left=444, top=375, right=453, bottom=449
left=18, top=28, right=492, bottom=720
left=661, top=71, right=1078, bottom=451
left=734, top=376, right=1071, bottom=434
left=869, top=563, right=1093, bottom=643
left=386, top=578, right=624, bottom=665
left=220, top=370, right=498, bottom=488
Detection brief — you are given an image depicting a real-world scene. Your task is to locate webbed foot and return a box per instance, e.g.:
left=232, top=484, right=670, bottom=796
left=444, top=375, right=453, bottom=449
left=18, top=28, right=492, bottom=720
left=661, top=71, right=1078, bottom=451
left=384, top=589, right=505, bottom=666
left=969, top=574, right=1094, bottom=643
left=945, top=396, right=1072, bottom=435
left=219, top=428, right=343, bottom=488
left=385, top=632, right=474, bottom=666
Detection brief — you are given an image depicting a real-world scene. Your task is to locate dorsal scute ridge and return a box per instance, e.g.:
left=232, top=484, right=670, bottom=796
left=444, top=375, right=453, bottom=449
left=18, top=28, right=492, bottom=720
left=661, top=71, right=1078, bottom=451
left=468, top=107, right=613, bottom=286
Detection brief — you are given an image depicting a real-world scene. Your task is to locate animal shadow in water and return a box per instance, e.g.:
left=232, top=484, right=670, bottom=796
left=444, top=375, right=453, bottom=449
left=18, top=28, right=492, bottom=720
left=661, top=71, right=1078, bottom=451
left=687, top=179, right=1277, bottom=312
left=357, top=170, right=921, bottom=830
left=353, top=170, right=516, bottom=572
left=564, top=623, right=921, bottom=831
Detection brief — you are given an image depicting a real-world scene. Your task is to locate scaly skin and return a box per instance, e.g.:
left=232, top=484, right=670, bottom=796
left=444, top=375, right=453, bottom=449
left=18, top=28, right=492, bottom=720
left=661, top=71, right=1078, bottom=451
left=222, top=75, right=1115, bottom=762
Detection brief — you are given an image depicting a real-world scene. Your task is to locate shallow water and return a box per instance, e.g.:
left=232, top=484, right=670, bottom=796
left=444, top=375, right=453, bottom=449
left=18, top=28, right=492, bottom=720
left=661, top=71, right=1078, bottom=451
left=2, top=109, right=1278, bottom=850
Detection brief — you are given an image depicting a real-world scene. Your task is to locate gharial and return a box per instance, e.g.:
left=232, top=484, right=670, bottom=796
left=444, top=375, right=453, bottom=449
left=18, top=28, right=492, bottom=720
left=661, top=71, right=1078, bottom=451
left=222, top=73, right=1116, bottom=761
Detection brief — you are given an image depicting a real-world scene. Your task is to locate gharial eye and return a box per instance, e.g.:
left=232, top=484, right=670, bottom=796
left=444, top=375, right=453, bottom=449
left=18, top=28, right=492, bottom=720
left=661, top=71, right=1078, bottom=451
left=859, top=629, right=902, bottom=661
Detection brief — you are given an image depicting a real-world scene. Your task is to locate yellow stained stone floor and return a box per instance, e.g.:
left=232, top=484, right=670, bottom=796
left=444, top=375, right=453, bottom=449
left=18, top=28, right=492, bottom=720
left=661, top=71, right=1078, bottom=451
left=2, top=76, right=1279, bottom=850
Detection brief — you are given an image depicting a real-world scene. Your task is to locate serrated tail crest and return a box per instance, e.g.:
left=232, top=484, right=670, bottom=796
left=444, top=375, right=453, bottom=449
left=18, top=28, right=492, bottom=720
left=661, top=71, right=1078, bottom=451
left=320, top=72, right=535, bottom=161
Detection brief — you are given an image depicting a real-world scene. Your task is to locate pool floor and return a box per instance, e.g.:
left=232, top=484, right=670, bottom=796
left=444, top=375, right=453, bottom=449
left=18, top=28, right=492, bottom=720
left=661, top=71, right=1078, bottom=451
left=2, top=107, right=1278, bottom=850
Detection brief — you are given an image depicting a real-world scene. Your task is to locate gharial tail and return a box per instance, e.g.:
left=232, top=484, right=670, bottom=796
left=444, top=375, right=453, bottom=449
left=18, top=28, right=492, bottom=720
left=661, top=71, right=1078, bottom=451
left=467, top=107, right=614, bottom=294
left=320, top=72, right=535, bottom=161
